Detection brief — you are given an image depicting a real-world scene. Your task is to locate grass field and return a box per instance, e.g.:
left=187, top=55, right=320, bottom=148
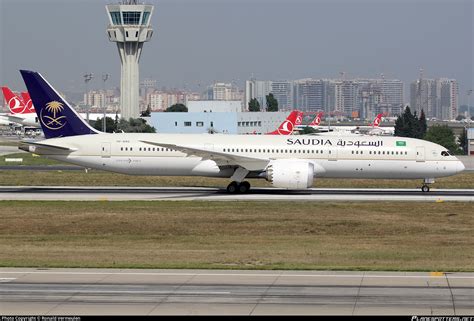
left=0, top=169, right=473, bottom=189
left=0, top=201, right=472, bottom=271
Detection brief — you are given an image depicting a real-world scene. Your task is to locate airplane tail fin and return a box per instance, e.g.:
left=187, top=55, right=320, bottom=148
left=19, top=70, right=99, bottom=139
left=20, top=91, right=35, bottom=113
left=2, top=86, right=27, bottom=114
left=266, top=110, right=300, bottom=135
left=309, top=112, right=323, bottom=126
left=372, top=113, right=383, bottom=127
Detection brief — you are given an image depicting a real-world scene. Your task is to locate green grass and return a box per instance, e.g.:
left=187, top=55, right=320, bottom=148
left=0, top=169, right=472, bottom=189
left=0, top=201, right=472, bottom=271
left=0, top=153, right=65, bottom=166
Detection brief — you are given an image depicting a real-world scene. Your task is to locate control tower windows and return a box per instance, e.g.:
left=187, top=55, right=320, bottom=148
left=122, top=11, right=141, bottom=25
left=110, top=12, right=121, bottom=25
left=142, top=12, right=150, bottom=25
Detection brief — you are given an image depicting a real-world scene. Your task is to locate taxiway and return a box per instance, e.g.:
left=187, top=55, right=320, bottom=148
left=0, top=186, right=473, bottom=201
left=1, top=268, right=472, bottom=315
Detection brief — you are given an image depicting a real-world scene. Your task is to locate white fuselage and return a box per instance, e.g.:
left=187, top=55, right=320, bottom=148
left=26, top=133, right=464, bottom=180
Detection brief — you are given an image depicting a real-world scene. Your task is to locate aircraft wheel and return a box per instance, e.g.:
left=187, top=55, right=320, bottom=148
left=421, top=185, right=430, bottom=193
left=238, top=181, right=251, bottom=193
left=227, top=181, right=239, bottom=193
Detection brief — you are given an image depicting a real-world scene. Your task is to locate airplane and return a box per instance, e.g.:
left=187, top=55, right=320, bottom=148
left=20, top=91, right=36, bottom=113
left=1, top=87, right=40, bottom=127
left=315, top=113, right=394, bottom=135
left=18, top=70, right=464, bottom=194
left=266, top=110, right=303, bottom=135
left=295, top=112, right=323, bottom=131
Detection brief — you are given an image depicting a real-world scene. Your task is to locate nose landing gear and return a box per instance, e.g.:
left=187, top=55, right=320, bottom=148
left=421, top=178, right=435, bottom=193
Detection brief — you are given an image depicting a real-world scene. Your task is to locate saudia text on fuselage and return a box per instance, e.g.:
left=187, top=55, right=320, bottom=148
left=286, top=138, right=384, bottom=148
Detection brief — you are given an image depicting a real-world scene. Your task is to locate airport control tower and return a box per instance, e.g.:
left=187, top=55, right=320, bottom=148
left=106, top=0, right=154, bottom=120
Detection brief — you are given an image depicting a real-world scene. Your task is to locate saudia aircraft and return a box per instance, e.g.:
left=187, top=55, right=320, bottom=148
left=19, top=70, right=464, bottom=193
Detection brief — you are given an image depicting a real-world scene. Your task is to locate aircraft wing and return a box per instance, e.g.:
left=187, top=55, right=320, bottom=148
left=19, top=141, right=77, bottom=153
left=140, top=140, right=269, bottom=171
left=5, top=115, right=25, bottom=123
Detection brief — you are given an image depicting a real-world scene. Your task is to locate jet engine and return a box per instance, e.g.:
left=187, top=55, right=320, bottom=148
left=266, top=160, right=314, bottom=189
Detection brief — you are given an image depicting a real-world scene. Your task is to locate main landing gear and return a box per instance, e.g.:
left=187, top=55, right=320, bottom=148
left=226, top=181, right=251, bottom=193
left=421, top=178, right=435, bottom=193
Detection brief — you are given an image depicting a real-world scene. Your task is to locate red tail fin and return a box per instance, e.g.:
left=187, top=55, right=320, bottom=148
left=1, top=87, right=28, bottom=114
left=20, top=91, right=35, bottom=113
left=372, top=113, right=383, bottom=127
left=266, top=110, right=300, bottom=135
left=309, top=112, right=323, bottom=126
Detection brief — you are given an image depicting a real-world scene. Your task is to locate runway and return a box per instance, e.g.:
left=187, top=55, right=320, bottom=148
left=0, top=268, right=472, bottom=315
left=0, top=186, right=473, bottom=201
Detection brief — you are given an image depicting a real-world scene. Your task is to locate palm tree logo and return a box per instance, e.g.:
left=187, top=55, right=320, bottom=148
left=40, top=100, right=67, bottom=130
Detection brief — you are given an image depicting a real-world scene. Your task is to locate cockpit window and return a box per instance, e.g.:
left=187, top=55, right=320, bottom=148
left=441, top=151, right=451, bottom=156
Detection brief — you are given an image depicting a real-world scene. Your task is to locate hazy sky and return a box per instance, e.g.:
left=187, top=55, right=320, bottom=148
left=1, top=0, right=472, bottom=104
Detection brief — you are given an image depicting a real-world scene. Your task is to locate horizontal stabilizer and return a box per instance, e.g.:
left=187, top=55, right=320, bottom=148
left=19, top=141, right=76, bottom=153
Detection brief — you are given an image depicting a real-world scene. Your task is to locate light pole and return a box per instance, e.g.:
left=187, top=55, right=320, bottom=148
left=83, top=73, right=94, bottom=124
left=102, top=73, right=109, bottom=132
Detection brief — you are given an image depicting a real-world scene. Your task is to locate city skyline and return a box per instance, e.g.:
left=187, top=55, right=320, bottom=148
left=0, top=0, right=472, bottom=106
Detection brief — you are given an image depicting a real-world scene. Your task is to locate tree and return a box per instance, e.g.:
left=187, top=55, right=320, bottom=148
left=115, top=117, right=156, bottom=133
left=395, top=106, right=416, bottom=137
left=394, top=106, right=426, bottom=139
left=424, top=125, right=462, bottom=155
left=300, top=126, right=317, bottom=135
left=248, top=98, right=260, bottom=112
left=418, top=109, right=427, bottom=138
left=92, top=117, right=117, bottom=133
left=140, top=104, right=151, bottom=117
left=459, top=128, right=468, bottom=155
left=165, top=104, right=188, bottom=112
left=265, top=93, right=278, bottom=112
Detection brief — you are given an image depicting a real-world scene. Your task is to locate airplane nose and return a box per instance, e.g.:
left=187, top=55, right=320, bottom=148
left=457, top=161, right=465, bottom=173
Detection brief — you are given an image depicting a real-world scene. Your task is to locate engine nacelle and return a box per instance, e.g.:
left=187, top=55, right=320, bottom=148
left=266, top=160, right=314, bottom=189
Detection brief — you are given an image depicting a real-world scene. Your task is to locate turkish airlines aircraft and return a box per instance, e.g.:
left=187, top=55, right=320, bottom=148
left=295, top=112, right=323, bottom=131
left=1, top=87, right=40, bottom=127
left=20, top=91, right=35, bottom=113
left=19, top=70, right=464, bottom=193
left=266, top=110, right=303, bottom=135
left=315, top=113, right=394, bottom=135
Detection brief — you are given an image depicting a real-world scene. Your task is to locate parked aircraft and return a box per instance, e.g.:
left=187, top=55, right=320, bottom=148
left=19, top=70, right=464, bottom=193
left=266, top=110, right=303, bottom=135
left=1, top=87, right=40, bottom=127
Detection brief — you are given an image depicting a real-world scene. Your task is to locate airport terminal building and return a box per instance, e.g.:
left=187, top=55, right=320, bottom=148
left=468, top=127, right=474, bottom=156
left=148, top=111, right=290, bottom=134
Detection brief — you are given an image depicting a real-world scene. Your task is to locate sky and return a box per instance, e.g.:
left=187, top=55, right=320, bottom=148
left=0, top=0, right=472, bottom=104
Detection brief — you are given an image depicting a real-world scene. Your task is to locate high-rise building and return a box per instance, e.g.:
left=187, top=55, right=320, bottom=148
left=270, top=81, right=293, bottom=111
left=207, top=83, right=241, bottom=101
left=410, top=77, right=458, bottom=120
left=357, top=79, right=404, bottom=118
left=84, top=90, right=106, bottom=109
left=439, top=78, right=458, bottom=120
left=106, top=1, right=154, bottom=120
left=245, top=79, right=272, bottom=111
left=293, top=79, right=325, bottom=112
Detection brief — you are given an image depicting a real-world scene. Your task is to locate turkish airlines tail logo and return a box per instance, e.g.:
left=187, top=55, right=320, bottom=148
left=309, top=112, right=323, bottom=126
left=266, top=110, right=301, bottom=135
left=21, top=92, right=35, bottom=113
left=2, top=87, right=28, bottom=114
left=372, top=114, right=383, bottom=127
